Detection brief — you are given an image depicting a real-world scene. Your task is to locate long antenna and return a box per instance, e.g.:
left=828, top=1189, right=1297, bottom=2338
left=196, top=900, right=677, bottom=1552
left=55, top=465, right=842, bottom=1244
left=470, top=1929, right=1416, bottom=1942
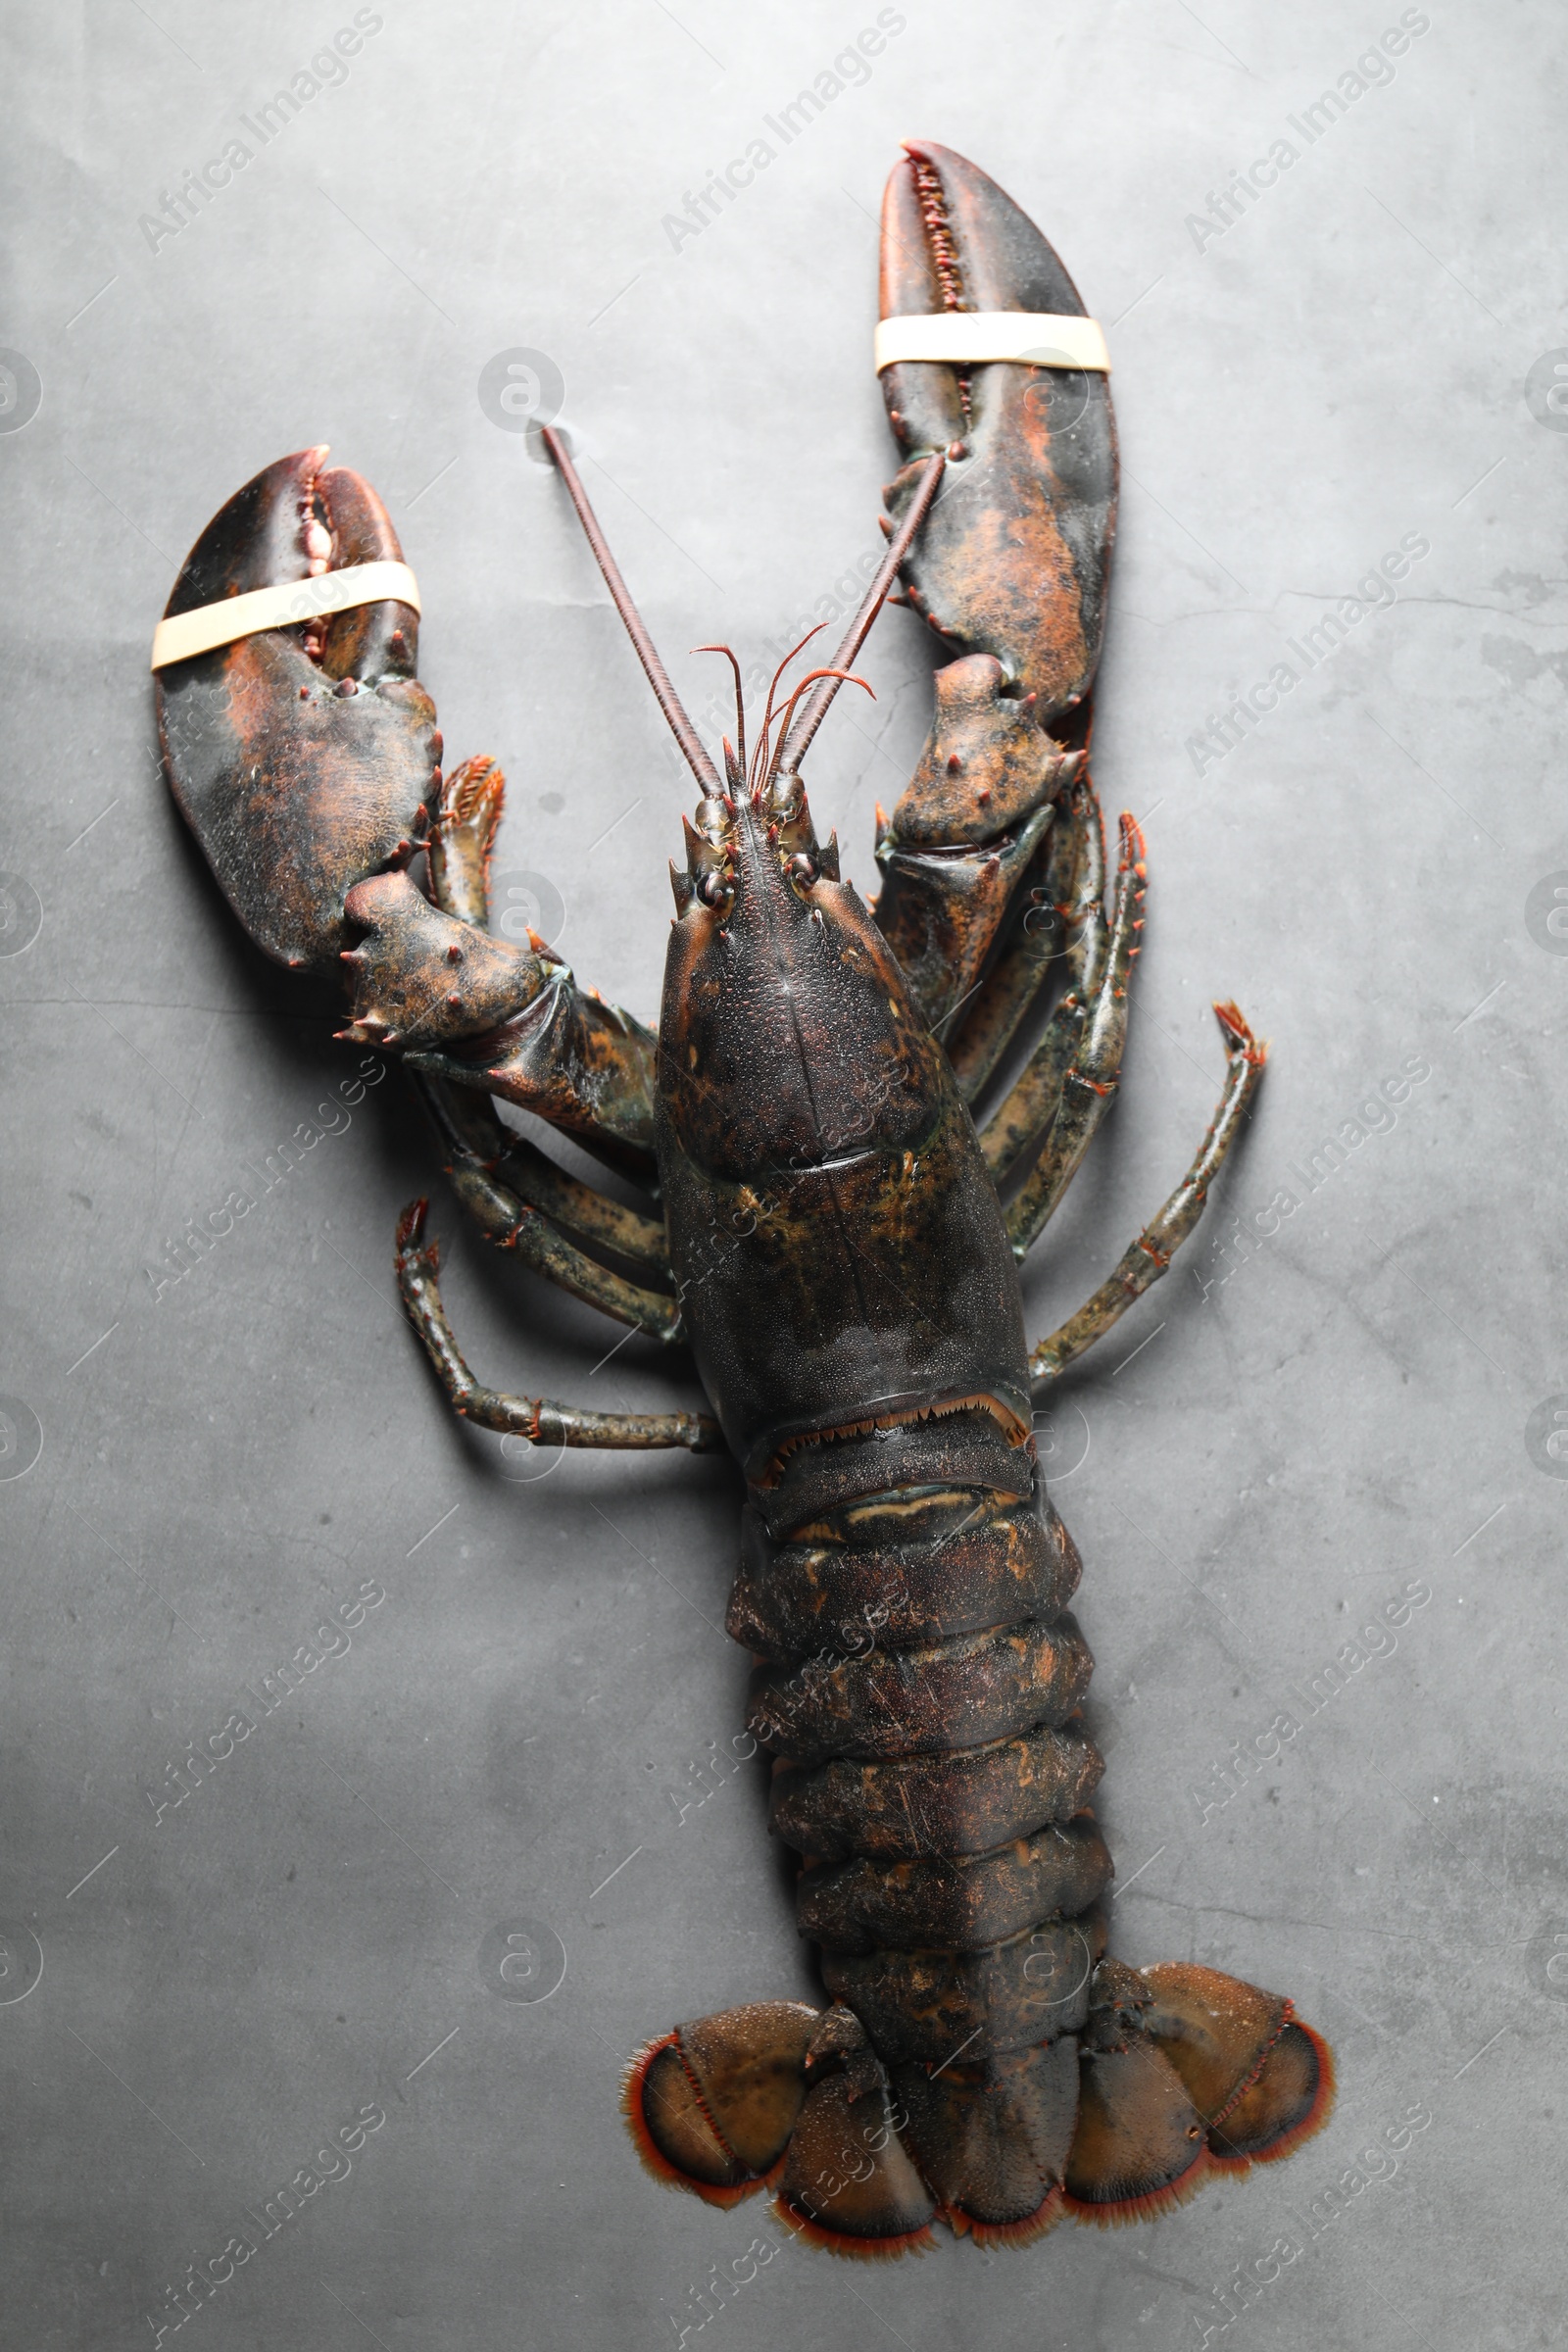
left=541, top=425, right=722, bottom=796
left=775, top=449, right=946, bottom=776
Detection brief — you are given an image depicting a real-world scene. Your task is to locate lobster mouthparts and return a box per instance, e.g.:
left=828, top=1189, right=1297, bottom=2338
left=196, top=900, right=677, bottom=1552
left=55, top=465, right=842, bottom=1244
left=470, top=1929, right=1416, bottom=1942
left=156, top=447, right=437, bottom=970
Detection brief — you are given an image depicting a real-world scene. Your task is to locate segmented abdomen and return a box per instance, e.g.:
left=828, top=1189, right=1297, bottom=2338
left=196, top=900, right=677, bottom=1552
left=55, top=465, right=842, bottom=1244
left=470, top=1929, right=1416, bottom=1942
left=728, top=1452, right=1110, bottom=2083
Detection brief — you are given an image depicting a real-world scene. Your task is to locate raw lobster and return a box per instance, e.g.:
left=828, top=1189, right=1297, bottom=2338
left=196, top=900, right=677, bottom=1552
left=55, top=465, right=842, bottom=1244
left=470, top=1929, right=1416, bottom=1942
left=154, top=140, right=1332, bottom=2254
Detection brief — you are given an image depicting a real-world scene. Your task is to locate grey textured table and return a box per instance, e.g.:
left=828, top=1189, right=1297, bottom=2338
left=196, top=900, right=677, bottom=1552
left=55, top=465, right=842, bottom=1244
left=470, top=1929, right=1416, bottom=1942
left=2, top=3, right=1563, bottom=2345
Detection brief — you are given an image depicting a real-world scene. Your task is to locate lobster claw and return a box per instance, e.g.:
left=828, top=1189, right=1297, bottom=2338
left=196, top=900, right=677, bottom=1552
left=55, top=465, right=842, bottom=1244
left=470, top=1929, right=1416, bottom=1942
left=156, top=447, right=438, bottom=970
left=879, top=140, right=1116, bottom=726
left=156, top=449, right=661, bottom=1165
left=872, top=143, right=1116, bottom=1032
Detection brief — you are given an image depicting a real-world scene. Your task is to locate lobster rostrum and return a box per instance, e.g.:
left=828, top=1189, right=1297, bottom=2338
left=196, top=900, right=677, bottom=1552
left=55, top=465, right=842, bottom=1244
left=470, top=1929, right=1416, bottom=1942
left=155, top=142, right=1332, bottom=2254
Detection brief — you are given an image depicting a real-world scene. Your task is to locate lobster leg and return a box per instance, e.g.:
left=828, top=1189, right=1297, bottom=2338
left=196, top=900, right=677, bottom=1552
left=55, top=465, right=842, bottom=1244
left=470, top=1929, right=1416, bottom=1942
left=394, top=750, right=680, bottom=1414
left=420, top=1076, right=671, bottom=1285
left=404, top=1152, right=679, bottom=1338
left=1004, top=813, right=1146, bottom=1259
left=1028, top=1005, right=1267, bottom=1391
left=394, top=1202, right=715, bottom=1451
left=424, top=753, right=504, bottom=933
left=974, top=774, right=1107, bottom=1179
left=944, top=778, right=1086, bottom=1106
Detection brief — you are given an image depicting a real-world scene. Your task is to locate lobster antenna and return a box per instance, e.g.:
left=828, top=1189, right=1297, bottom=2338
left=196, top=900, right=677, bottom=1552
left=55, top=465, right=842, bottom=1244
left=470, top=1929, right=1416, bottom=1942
left=775, top=449, right=946, bottom=776
left=762, top=669, right=875, bottom=794
left=695, top=644, right=746, bottom=783
left=541, top=425, right=722, bottom=796
left=750, top=624, right=827, bottom=792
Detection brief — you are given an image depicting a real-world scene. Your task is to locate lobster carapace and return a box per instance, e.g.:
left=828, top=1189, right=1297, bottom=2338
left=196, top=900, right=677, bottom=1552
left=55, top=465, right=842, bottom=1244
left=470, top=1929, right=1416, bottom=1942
left=154, top=141, right=1332, bottom=2252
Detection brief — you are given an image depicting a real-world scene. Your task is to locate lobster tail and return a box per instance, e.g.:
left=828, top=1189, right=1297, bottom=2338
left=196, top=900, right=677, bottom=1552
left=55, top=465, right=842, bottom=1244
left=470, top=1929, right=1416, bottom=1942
left=1063, top=1960, right=1336, bottom=2220
left=776, top=2060, right=939, bottom=2257
left=752, top=1450, right=1180, bottom=2244
left=624, top=1451, right=1333, bottom=2249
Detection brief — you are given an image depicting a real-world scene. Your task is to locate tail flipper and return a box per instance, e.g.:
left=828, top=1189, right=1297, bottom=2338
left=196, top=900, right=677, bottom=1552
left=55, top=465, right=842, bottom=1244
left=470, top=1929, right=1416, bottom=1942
left=778, top=2061, right=937, bottom=2257
left=625, top=1999, right=936, bottom=2255
left=894, top=2039, right=1077, bottom=2245
left=625, top=2000, right=817, bottom=2206
left=1139, top=1961, right=1335, bottom=2170
left=1061, top=1958, right=1335, bottom=2223
left=623, top=1965, right=1333, bottom=2252
left=1062, top=1961, right=1209, bottom=2223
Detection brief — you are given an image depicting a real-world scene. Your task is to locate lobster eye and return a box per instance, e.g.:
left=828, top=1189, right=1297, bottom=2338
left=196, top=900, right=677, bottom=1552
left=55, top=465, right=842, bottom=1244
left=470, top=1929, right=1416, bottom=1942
left=697, top=868, right=734, bottom=908
left=786, top=853, right=818, bottom=890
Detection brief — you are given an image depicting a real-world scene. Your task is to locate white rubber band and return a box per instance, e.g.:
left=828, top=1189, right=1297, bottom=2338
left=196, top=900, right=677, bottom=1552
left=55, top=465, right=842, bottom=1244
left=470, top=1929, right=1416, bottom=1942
left=150, top=560, right=421, bottom=671
left=875, top=311, right=1110, bottom=374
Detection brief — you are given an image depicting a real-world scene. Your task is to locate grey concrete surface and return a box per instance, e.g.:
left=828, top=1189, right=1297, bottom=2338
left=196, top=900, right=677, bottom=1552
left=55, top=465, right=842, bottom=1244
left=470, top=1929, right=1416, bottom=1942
left=1, top=1, right=1564, bottom=2344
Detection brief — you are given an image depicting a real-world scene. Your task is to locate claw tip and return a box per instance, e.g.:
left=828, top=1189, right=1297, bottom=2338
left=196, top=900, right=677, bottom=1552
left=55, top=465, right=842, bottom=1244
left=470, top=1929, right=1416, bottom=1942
left=395, top=1197, right=431, bottom=1256
left=1213, top=999, right=1268, bottom=1068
